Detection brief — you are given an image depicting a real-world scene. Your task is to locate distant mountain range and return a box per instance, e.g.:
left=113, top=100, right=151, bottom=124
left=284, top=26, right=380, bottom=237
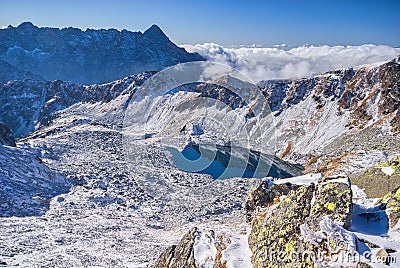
left=0, top=22, right=204, bottom=84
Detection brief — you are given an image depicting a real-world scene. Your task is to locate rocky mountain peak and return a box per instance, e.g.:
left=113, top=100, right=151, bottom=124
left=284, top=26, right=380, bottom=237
left=17, top=21, right=36, bottom=30
left=143, top=24, right=169, bottom=41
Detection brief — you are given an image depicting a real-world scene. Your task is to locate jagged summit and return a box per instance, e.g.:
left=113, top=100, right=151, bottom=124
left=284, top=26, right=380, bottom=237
left=0, top=22, right=204, bottom=85
left=143, top=24, right=168, bottom=40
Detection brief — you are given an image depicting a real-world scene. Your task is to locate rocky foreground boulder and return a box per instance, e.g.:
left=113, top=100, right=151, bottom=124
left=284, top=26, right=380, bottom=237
left=153, top=227, right=199, bottom=268
left=154, top=175, right=355, bottom=268
left=249, top=175, right=352, bottom=267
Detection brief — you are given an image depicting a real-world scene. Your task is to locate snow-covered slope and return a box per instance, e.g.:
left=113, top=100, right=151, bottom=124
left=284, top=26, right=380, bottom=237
left=0, top=144, right=70, bottom=217
left=260, top=57, right=400, bottom=175
left=0, top=57, right=399, bottom=267
left=0, top=72, right=154, bottom=138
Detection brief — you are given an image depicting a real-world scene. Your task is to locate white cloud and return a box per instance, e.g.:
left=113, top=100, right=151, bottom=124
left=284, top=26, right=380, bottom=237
left=182, top=43, right=400, bottom=82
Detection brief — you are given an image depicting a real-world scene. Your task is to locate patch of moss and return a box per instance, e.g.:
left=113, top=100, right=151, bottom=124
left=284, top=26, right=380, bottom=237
left=309, top=176, right=352, bottom=229
left=391, top=111, right=400, bottom=133
left=374, top=156, right=400, bottom=169
left=350, top=156, right=400, bottom=198
left=325, top=202, right=336, bottom=211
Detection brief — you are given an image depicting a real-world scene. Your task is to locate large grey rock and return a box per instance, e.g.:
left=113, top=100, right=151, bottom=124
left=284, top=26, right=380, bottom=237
left=249, top=184, right=314, bottom=268
left=244, top=178, right=300, bottom=223
left=384, top=186, right=400, bottom=228
left=307, top=175, right=353, bottom=229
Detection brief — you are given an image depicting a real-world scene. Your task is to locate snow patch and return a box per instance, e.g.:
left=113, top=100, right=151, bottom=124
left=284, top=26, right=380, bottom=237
left=221, top=227, right=253, bottom=268
left=381, top=166, right=396, bottom=176
left=194, top=230, right=218, bottom=268
left=271, top=173, right=322, bottom=186
left=318, top=176, right=350, bottom=187
left=301, top=216, right=358, bottom=267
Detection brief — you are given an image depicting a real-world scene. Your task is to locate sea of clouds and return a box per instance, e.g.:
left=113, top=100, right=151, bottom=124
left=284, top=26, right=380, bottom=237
left=182, top=43, right=400, bottom=82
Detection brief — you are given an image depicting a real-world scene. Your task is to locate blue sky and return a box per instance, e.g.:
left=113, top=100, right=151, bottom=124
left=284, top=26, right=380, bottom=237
left=1, top=0, right=399, bottom=46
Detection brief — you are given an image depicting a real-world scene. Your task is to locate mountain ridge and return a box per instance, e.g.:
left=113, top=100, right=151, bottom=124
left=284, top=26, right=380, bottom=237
left=0, top=22, right=204, bottom=85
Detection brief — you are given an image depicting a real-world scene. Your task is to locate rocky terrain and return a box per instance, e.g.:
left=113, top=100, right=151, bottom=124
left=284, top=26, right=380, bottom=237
left=0, top=23, right=399, bottom=267
left=260, top=57, right=400, bottom=178
left=0, top=74, right=258, bottom=266
left=150, top=58, right=400, bottom=267
left=0, top=22, right=204, bottom=84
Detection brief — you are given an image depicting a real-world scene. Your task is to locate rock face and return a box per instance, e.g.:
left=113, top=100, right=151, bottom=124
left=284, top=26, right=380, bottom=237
left=308, top=176, right=353, bottom=229
left=244, top=179, right=300, bottom=223
left=378, top=158, right=400, bottom=228
left=0, top=122, right=16, bottom=146
left=153, top=227, right=198, bottom=268
left=0, top=59, right=43, bottom=82
left=0, top=22, right=204, bottom=84
left=248, top=176, right=352, bottom=267
left=249, top=184, right=315, bottom=267
left=259, top=57, right=400, bottom=176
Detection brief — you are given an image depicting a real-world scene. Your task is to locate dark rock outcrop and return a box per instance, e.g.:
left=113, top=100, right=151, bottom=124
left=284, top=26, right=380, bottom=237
left=0, top=122, right=16, bottom=146
left=152, top=245, right=176, bottom=268
left=245, top=178, right=300, bottom=223
left=153, top=227, right=198, bottom=268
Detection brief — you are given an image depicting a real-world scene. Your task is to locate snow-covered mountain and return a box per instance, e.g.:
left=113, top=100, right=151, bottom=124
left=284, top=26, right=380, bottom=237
left=0, top=72, right=155, bottom=138
left=260, top=57, right=400, bottom=176
left=0, top=45, right=399, bottom=266
left=0, top=22, right=204, bottom=84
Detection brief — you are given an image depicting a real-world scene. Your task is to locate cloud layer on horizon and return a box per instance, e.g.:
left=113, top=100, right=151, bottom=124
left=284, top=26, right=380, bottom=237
left=182, top=43, right=400, bottom=82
